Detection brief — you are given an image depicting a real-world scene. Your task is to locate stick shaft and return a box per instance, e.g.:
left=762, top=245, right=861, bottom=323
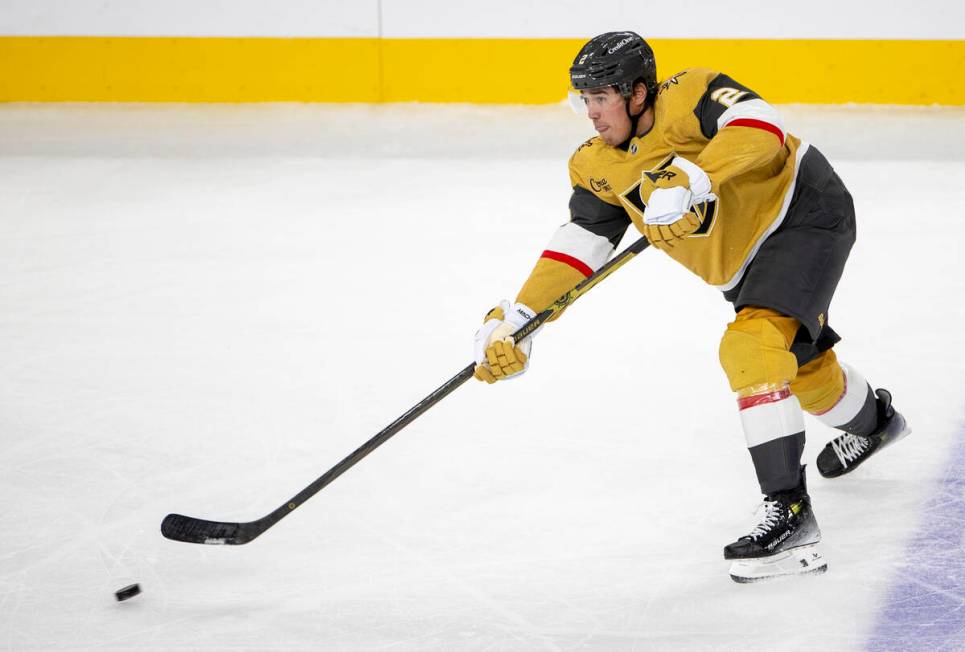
left=161, top=236, right=650, bottom=544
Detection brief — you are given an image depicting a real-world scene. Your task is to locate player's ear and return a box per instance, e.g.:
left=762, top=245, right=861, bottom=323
left=630, top=81, right=648, bottom=112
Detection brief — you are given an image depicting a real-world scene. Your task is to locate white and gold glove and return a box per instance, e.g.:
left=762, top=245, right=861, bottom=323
left=640, top=156, right=716, bottom=250
left=473, top=300, right=537, bottom=384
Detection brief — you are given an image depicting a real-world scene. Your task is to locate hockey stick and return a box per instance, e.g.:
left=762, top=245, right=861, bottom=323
left=161, top=236, right=651, bottom=545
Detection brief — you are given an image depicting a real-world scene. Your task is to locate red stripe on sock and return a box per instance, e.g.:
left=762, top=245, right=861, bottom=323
left=541, top=250, right=593, bottom=277
left=725, top=118, right=785, bottom=146
left=738, top=387, right=792, bottom=410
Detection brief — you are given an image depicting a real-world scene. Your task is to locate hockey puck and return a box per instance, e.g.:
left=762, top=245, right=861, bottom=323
left=114, top=583, right=141, bottom=602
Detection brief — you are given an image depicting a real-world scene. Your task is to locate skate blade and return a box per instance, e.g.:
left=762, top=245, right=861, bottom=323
left=729, top=544, right=827, bottom=584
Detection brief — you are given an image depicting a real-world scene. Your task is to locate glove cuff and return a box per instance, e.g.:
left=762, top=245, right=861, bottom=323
left=474, top=301, right=537, bottom=365
left=670, top=156, right=713, bottom=199
left=503, top=302, right=537, bottom=328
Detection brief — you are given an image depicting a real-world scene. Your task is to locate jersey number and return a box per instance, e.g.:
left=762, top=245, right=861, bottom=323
left=710, top=87, right=749, bottom=108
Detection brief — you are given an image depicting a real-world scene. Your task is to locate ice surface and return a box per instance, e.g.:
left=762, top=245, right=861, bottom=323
left=869, top=428, right=965, bottom=651
left=0, top=102, right=963, bottom=651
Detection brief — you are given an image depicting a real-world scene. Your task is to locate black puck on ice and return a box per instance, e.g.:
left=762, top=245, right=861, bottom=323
left=115, top=583, right=141, bottom=602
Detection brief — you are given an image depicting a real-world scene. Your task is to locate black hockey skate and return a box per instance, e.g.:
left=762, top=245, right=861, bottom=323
left=725, top=490, right=827, bottom=583
left=817, top=389, right=911, bottom=479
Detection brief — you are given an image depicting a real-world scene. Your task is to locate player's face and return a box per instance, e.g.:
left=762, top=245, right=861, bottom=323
left=579, top=88, right=630, bottom=146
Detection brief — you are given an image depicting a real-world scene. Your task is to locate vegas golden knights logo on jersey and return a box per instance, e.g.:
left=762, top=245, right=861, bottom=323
left=618, top=155, right=719, bottom=237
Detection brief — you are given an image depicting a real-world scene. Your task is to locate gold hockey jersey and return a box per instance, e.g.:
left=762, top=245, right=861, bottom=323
left=517, top=68, right=808, bottom=315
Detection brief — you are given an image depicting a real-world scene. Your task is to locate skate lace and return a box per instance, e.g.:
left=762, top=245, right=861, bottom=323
left=831, top=433, right=870, bottom=467
left=748, top=500, right=784, bottom=540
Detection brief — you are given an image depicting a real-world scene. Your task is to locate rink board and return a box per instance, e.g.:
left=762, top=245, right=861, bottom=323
left=1, top=37, right=963, bottom=104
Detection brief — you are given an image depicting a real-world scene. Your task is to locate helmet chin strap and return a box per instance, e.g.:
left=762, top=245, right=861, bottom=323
left=616, top=98, right=644, bottom=151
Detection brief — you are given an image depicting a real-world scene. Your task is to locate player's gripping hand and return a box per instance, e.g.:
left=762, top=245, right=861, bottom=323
left=473, top=300, right=537, bottom=384
left=640, top=156, right=716, bottom=251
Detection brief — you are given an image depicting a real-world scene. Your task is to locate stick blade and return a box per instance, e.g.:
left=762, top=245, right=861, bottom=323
left=161, top=513, right=257, bottom=545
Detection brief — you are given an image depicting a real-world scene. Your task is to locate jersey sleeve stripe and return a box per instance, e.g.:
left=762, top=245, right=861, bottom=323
left=716, top=98, right=786, bottom=146
left=569, top=185, right=632, bottom=247
left=725, top=118, right=786, bottom=146
left=541, top=250, right=594, bottom=277
left=544, top=221, right=614, bottom=275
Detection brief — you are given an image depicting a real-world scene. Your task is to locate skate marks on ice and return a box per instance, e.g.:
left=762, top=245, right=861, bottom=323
left=342, top=513, right=566, bottom=652
left=1, top=104, right=964, bottom=650
left=868, top=419, right=965, bottom=651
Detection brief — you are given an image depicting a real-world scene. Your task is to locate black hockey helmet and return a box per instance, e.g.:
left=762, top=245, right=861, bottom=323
left=569, top=31, right=657, bottom=100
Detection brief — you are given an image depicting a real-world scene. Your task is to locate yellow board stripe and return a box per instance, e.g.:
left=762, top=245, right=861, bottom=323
left=1, top=36, right=962, bottom=104
left=0, top=37, right=382, bottom=102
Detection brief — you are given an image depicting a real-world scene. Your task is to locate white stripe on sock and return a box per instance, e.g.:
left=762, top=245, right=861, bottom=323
left=740, top=393, right=805, bottom=448
left=813, top=363, right=871, bottom=428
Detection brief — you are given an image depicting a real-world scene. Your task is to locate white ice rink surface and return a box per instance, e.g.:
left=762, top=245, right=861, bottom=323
left=1, top=102, right=964, bottom=651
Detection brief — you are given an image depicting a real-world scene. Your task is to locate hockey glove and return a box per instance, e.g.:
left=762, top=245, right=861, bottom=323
left=473, top=300, right=537, bottom=384
left=640, top=156, right=716, bottom=251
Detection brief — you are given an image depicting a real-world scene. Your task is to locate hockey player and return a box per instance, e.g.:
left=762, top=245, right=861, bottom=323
left=472, top=31, right=911, bottom=583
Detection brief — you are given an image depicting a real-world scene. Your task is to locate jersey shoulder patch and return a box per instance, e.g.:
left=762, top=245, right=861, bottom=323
left=653, top=68, right=720, bottom=134
left=569, top=136, right=603, bottom=164
left=657, top=68, right=716, bottom=97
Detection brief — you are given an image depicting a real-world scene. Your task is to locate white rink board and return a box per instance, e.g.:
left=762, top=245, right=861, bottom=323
left=380, top=0, right=965, bottom=38
left=0, top=0, right=380, bottom=37
left=1, top=0, right=963, bottom=38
